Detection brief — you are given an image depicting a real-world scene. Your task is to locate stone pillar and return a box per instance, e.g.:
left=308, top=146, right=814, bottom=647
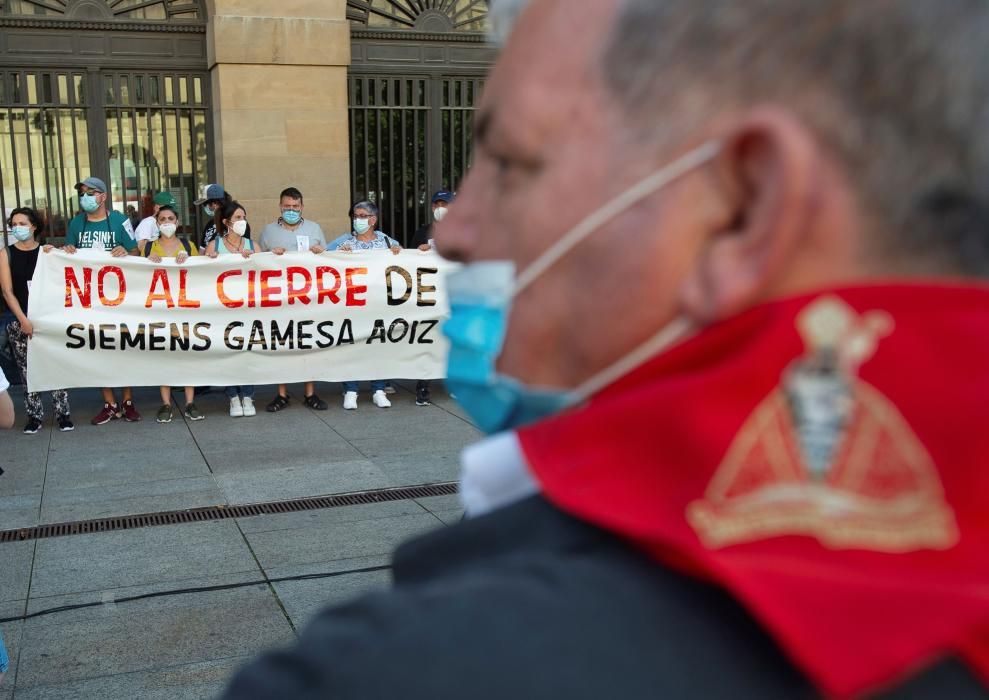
left=206, top=0, right=351, bottom=236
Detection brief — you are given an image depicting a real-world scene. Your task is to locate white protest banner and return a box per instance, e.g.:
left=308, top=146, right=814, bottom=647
left=27, top=249, right=456, bottom=392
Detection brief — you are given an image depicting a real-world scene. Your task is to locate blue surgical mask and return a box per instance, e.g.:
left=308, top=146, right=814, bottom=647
left=442, top=140, right=720, bottom=434
left=80, top=193, right=100, bottom=213
left=353, top=218, right=371, bottom=234
left=204, top=205, right=217, bottom=219
left=11, top=225, right=32, bottom=242
left=282, top=210, right=302, bottom=226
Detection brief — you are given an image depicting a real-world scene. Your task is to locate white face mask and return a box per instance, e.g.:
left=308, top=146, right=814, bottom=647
left=231, top=220, right=248, bottom=237
left=159, top=223, right=177, bottom=238
left=433, top=206, right=449, bottom=222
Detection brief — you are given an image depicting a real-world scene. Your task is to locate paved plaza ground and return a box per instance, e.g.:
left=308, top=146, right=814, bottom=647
left=0, top=381, right=477, bottom=699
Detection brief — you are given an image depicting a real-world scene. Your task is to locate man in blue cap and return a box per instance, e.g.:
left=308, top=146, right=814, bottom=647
left=65, top=177, right=135, bottom=252
left=411, top=189, right=454, bottom=252
left=63, top=176, right=142, bottom=424
left=410, top=190, right=454, bottom=406
left=195, top=182, right=231, bottom=249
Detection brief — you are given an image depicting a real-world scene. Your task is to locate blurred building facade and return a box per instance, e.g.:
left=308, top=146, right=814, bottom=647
left=0, top=0, right=495, bottom=245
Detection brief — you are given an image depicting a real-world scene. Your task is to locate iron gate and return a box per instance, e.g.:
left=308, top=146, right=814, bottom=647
left=349, top=74, right=483, bottom=247
left=0, top=68, right=211, bottom=243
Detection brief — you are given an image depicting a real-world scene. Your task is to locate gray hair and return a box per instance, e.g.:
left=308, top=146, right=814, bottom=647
left=487, top=0, right=531, bottom=45
left=602, top=0, right=989, bottom=275
left=352, top=201, right=378, bottom=217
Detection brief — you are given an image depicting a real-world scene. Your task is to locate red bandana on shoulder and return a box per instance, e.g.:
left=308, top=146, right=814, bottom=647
left=518, top=283, right=989, bottom=698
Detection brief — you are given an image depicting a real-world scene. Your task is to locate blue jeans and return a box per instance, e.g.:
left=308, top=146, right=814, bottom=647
left=343, top=381, right=385, bottom=393
left=225, top=386, right=255, bottom=399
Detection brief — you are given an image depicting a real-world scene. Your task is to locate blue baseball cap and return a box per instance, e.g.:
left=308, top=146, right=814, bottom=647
left=431, top=190, right=454, bottom=204
left=194, top=183, right=225, bottom=205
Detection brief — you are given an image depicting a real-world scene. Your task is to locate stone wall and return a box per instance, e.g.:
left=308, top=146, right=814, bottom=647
left=206, top=0, right=351, bottom=238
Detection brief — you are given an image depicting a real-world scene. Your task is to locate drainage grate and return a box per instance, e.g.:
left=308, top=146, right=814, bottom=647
left=0, top=481, right=459, bottom=543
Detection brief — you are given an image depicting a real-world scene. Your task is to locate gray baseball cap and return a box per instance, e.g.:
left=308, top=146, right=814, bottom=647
left=75, top=177, right=107, bottom=193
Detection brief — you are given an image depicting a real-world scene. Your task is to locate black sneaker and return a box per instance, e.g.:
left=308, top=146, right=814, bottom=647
left=23, top=417, right=42, bottom=434
left=415, top=388, right=432, bottom=406
left=266, top=394, right=290, bottom=412
left=303, top=394, right=328, bottom=411
left=57, top=415, right=75, bottom=432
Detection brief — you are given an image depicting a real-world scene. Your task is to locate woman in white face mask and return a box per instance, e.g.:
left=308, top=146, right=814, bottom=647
left=205, top=201, right=254, bottom=260
left=142, top=205, right=199, bottom=263
left=140, top=205, right=203, bottom=424
left=204, top=200, right=257, bottom=418
left=0, top=206, right=73, bottom=433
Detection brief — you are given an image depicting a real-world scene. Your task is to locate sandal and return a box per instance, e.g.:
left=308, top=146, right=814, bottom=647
left=266, top=394, right=290, bottom=412
left=304, top=393, right=328, bottom=411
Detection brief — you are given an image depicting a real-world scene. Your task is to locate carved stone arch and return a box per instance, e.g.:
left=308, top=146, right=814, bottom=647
left=415, top=9, right=453, bottom=32
left=1, top=0, right=206, bottom=21
left=347, top=0, right=488, bottom=32
left=66, top=0, right=113, bottom=19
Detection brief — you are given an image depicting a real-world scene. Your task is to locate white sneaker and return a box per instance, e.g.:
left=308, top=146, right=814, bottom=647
left=229, top=397, right=244, bottom=417
left=242, top=397, right=256, bottom=417
left=343, top=391, right=358, bottom=410
left=372, top=390, right=391, bottom=408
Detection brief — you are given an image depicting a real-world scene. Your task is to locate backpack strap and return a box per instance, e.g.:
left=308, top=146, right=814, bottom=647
left=180, top=237, right=192, bottom=255
left=142, top=240, right=153, bottom=257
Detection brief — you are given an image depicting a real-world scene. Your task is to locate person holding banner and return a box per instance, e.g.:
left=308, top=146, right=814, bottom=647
left=259, top=186, right=329, bottom=413
left=63, top=176, right=142, bottom=425
left=0, top=207, right=75, bottom=435
left=206, top=200, right=257, bottom=417
left=1, top=207, right=74, bottom=433
left=328, top=201, right=402, bottom=410
left=410, top=190, right=455, bottom=407
left=141, top=205, right=205, bottom=423
left=64, top=178, right=136, bottom=255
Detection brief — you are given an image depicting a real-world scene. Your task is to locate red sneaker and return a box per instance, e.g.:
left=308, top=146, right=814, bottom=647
left=121, top=400, right=142, bottom=422
left=91, top=403, right=119, bottom=426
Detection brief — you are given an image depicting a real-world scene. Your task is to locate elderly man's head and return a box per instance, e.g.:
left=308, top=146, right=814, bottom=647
left=437, top=0, right=989, bottom=390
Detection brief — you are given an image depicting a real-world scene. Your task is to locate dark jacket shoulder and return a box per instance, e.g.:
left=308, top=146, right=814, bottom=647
left=411, top=223, right=433, bottom=248
left=222, top=497, right=986, bottom=700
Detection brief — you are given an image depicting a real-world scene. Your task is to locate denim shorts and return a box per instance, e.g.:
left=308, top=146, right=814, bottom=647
left=0, top=629, right=9, bottom=673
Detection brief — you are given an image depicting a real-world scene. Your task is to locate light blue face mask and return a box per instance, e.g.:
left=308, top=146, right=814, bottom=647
left=80, top=193, right=100, bottom=213
left=282, top=210, right=302, bottom=226
left=442, top=140, right=720, bottom=434
left=11, top=225, right=32, bottom=242
left=353, top=218, right=371, bottom=234
left=204, top=205, right=217, bottom=219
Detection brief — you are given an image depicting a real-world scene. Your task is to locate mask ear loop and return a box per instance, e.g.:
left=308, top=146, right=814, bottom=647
left=513, top=140, right=722, bottom=297
left=570, top=316, right=694, bottom=403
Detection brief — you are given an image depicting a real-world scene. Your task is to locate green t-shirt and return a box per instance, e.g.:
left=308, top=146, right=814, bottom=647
left=66, top=211, right=135, bottom=251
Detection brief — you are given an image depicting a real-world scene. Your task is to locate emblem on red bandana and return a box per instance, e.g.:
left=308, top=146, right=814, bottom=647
left=688, top=296, right=958, bottom=552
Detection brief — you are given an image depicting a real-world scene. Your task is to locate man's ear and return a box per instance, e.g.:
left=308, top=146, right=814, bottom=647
left=679, top=109, right=819, bottom=323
